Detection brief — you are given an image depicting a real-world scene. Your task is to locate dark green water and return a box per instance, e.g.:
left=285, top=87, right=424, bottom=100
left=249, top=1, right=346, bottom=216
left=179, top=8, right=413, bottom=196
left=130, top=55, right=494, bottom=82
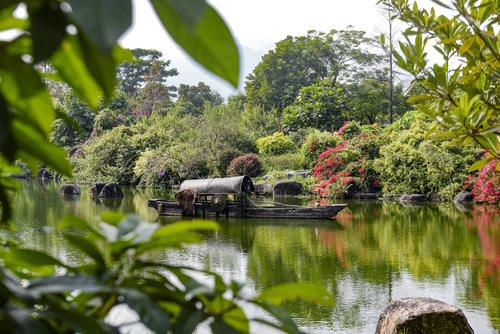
left=11, top=180, right=500, bottom=333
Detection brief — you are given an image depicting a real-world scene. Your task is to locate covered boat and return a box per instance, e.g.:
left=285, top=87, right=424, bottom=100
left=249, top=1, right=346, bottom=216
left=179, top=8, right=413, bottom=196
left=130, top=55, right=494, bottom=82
left=148, top=176, right=347, bottom=219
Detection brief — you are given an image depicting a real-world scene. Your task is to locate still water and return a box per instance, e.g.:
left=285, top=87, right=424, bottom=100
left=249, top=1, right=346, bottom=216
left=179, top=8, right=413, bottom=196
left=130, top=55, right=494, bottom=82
left=11, top=180, right=500, bottom=333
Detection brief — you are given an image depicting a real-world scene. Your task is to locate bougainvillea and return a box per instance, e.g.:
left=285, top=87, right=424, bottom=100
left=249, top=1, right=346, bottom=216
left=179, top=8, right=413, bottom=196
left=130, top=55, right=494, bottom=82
left=465, top=158, right=499, bottom=204
left=312, top=124, right=385, bottom=198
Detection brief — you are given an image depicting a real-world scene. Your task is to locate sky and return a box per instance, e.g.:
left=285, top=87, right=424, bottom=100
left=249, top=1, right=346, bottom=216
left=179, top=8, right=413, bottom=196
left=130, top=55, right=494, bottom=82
left=120, top=0, right=387, bottom=98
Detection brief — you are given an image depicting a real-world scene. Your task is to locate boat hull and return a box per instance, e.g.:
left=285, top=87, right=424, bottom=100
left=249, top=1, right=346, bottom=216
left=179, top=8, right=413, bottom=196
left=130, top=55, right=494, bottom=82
left=148, top=199, right=347, bottom=219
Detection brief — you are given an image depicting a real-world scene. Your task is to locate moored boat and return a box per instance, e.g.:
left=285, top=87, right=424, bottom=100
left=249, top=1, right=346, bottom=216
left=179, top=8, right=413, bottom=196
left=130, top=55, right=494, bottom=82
left=148, top=176, right=347, bottom=219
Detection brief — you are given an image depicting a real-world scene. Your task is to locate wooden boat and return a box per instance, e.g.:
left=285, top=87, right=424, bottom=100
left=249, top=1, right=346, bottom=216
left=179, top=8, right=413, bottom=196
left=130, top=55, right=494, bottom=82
left=148, top=176, right=347, bottom=220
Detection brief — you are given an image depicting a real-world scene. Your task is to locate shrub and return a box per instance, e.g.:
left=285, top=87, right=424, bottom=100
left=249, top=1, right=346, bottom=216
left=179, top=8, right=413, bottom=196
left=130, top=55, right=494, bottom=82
left=134, top=149, right=179, bottom=187
left=216, top=149, right=242, bottom=176
left=301, top=130, right=340, bottom=168
left=256, top=132, right=295, bottom=156
left=336, top=120, right=362, bottom=139
left=261, top=153, right=304, bottom=172
left=465, top=158, right=499, bottom=204
left=227, top=153, right=262, bottom=177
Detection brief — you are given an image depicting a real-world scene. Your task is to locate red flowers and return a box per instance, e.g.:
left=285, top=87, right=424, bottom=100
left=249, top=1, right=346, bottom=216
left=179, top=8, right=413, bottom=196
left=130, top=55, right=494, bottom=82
left=468, top=159, right=499, bottom=204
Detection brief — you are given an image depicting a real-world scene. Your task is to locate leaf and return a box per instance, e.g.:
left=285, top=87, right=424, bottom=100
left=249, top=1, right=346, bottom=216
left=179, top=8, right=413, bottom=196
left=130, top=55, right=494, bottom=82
left=8, top=307, right=52, bottom=334
left=151, top=0, right=240, bottom=87
left=0, top=6, right=28, bottom=30
left=6, top=249, right=70, bottom=270
left=59, top=215, right=105, bottom=239
left=380, top=33, right=385, bottom=46
left=152, top=220, right=219, bottom=239
left=67, top=0, right=132, bottom=56
left=257, top=282, right=334, bottom=307
left=62, top=233, right=106, bottom=267
left=27, top=274, right=111, bottom=295
left=222, top=305, right=249, bottom=334
left=252, top=301, right=304, bottom=334
left=0, top=95, right=15, bottom=162
left=50, top=36, right=102, bottom=109
left=406, top=94, right=434, bottom=103
left=210, top=319, right=242, bottom=334
left=12, top=120, right=72, bottom=177
left=117, top=214, right=141, bottom=237
left=173, top=309, right=204, bottom=334
left=100, top=211, right=125, bottom=226
left=29, top=4, right=67, bottom=62
left=468, top=157, right=489, bottom=172
left=119, top=288, right=171, bottom=333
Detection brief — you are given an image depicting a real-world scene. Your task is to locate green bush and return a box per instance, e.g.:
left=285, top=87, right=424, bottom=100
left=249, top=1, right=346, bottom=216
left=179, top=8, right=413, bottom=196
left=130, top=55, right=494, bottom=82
left=301, top=130, right=340, bottom=168
left=216, top=148, right=242, bottom=176
left=134, top=148, right=179, bottom=187
left=256, top=132, right=295, bottom=156
left=227, top=153, right=262, bottom=177
left=374, top=120, right=477, bottom=196
left=261, top=152, right=304, bottom=172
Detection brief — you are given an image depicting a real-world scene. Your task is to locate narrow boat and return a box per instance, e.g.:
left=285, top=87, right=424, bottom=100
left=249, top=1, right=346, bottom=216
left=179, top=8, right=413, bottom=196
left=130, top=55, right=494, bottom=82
left=148, top=176, right=347, bottom=220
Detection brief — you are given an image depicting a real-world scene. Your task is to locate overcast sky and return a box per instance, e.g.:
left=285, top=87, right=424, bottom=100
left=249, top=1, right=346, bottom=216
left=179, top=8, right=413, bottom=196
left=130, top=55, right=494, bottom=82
left=120, top=0, right=388, bottom=98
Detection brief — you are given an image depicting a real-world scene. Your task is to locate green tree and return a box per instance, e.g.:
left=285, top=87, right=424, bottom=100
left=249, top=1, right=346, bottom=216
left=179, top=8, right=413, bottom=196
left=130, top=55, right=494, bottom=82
left=387, top=0, right=499, bottom=170
left=245, top=28, right=380, bottom=125
left=177, top=81, right=223, bottom=116
left=51, top=91, right=95, bottom=149
left=282, top=80, right=348, bottom=132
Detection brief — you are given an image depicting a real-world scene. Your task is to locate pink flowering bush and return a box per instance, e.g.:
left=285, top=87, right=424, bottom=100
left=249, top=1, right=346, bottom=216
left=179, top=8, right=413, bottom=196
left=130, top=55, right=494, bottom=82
left=312, top=124, right=386, bottom=198
left=465, top=159, right=499, bottom=204
left=301, top=130, right=340, bottom=168
left=134, top=148, right=179, bottom=187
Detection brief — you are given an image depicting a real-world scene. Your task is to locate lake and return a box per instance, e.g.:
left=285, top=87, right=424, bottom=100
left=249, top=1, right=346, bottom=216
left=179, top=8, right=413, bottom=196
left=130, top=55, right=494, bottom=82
left=11, top=180, right=500, bottom=333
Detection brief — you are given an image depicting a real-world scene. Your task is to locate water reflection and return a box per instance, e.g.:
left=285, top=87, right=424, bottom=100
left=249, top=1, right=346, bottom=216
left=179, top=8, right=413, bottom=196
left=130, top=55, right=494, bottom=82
left=10, top=180, right=500, bottom=334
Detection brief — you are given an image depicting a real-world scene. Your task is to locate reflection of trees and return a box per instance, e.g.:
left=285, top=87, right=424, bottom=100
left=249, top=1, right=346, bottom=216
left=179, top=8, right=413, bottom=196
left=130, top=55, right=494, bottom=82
left=244, top=201, right=499, bottom=330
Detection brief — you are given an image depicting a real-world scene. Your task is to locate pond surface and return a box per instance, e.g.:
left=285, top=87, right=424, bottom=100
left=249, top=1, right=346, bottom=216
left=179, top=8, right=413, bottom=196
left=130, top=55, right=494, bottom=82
left=11, top=180, right=500, bottom=333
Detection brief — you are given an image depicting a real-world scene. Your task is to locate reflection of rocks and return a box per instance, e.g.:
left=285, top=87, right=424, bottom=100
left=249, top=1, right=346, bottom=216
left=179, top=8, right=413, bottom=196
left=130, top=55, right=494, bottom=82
left=454, top=192, right=474, bottom=203
left=254, top=183, right=272, bottom=194
left=381, top=194, right=402, bottom=201
left=430, top=193, right=440, bottom=202
left=454, top=201, right=475, bottom=213
left=354, top=193, right=378, bottom=200
left=61, top=194, right=80, bottom=202
left=273, top=180, right=303, bottom=196
left=93, top=196, right=123, bottom=209
left=375, top=297, right=474, bottom=334
left=91, top=182, right=123, bottom=197
left=400, top=194, right=427, bottom=202
left=60, top=184, right=80, bottom=195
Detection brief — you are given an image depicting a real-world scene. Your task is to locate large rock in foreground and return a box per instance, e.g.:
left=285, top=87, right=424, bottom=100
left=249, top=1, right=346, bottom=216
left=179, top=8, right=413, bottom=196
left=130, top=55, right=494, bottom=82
left=60, top=184, right=81, bottom=195
left=375, top=297, right=474, bottom=334
left=273, top=180, right=303, bottom=196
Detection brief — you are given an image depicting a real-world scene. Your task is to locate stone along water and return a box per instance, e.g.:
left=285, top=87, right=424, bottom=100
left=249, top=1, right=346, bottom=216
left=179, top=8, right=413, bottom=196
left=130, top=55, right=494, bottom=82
left=11, top=180, right=500, bottom=333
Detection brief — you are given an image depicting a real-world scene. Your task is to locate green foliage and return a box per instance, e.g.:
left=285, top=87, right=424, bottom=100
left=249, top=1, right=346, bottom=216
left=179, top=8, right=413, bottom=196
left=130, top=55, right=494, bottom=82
left=0, top=213, right=333, bottom=333
left=387, top=0, right=499, bottom=170
left=133, top=148, right=179, bottom=187
left=240, top=104, right=279, bottom=139
left=177, top=81, right=223, bottom=116
left=260, top=153, right=304, bottom=172
left=256, top=132, right=295, bottom=156
left=384, top=110, right=419, bottom=132
left=282, top=80, right=347, bottom=132
left=227, top=154, right=262, bottom=177
left=245, top=28, right=380, bottom=115
left=374, top=120, right=478, bottom=195
left=301, top=130, right=340, bottom=168
left=216, top=148, right=242, bottom=176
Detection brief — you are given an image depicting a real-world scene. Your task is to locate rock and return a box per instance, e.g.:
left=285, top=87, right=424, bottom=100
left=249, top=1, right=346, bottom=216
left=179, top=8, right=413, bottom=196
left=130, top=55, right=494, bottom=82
left=60, top=184, right=80, bottom=195
left=375, top=297, right=474, bottom=334
left=430, top=193, right=441, bottom=202
left=90, top=183, right=105, bottom=197
left=37, top=167, right=52, bottom=179
left=262, top=174, right=274, bottom=181
left=254, top=183, right=273, bottom=194
left=381, top=194, right=403, bottom=201
left=273, top=180, right=303, bottom=196
left=354, top=193, right=378, bottom=200
left=454, top=192, right=474, bottom=203
left=286, top=170, right=311, bottom=179
left=399, top=194, right=427, bottom=202
left=98, top=182, right=123, bottom=198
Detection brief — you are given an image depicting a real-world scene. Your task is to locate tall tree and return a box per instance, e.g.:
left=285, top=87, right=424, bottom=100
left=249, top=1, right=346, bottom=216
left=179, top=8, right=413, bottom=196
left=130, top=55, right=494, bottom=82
left=117, top=48, right=178, bottom=97
left=177, top=81, right=223, bottom=116
left=245, top=28, right=380, bottom=127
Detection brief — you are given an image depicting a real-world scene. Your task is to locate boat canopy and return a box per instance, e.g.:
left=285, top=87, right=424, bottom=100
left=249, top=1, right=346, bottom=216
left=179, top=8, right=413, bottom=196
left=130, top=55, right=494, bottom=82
left=179, top=176, right=254, bottom=194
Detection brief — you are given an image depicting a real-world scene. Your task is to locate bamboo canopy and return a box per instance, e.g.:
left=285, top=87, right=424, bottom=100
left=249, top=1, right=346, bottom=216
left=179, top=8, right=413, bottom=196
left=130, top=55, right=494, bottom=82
left=179, top=176, right=254, bottom=194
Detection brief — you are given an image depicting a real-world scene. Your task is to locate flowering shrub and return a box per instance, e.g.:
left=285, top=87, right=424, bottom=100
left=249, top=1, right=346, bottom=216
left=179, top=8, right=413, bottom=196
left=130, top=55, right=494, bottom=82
left=256, top=132, right=295, bottom=156
left=312, top=128, right=385, bottom=198
left=134, top=149, right=179, bottom=187
left=336, top=121, right=362, bottom=139
left=227, top=153, right=262, bottom=177
left=465, top=159, right=499, bottom=204
left=301, top=130, right=340, bottom=168
left=216, top=148, right=242, bottom=176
